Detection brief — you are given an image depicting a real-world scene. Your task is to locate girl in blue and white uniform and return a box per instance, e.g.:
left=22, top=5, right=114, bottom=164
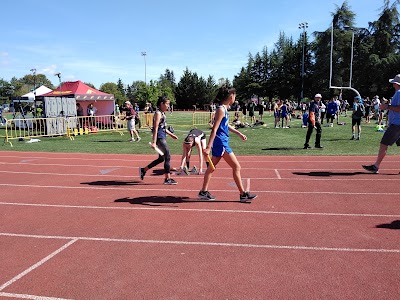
left=199, top=86, right=257, bottom=202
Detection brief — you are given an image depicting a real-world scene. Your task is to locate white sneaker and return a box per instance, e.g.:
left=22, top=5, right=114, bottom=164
left=136, top=137, right=141, bottom=142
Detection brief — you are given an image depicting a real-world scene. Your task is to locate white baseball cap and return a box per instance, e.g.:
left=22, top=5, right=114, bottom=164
left=314, top=93, right=322, bottom=98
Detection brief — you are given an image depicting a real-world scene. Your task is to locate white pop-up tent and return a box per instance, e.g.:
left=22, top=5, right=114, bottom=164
left=21, top=85, right=53, bottom=101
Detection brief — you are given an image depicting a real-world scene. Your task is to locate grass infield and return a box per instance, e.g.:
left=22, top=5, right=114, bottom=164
left=1, top=111, right=398, bottom=156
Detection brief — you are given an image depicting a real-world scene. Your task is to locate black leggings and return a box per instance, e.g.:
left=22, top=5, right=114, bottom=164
left=147, top=138, right=171, bottom=174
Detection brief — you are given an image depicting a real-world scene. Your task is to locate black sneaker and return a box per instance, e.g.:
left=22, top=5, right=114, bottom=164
left=315, top=145, right=324, bottom=149
left=350, top=136, right=355, bottom=140
left=303, top=145, right=311, bottom=149
left=139, top=167, right=146, bottom=180
left=240, top=192, right=257, bottom=202
left=198, top=190, right=216, bottom=200
left=362, top=164, right=379, bottom=174
left=164, top=178, right=177, bottom=185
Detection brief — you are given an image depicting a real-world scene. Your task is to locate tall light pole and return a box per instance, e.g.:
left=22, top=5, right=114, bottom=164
left=30, top=68, right=37, bottom=99
left=299, top=22, right=308, bottom=102
left=141, top=51, right=147, bottom=85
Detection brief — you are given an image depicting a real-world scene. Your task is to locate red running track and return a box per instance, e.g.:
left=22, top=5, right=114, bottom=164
left=0, top=151, right=399, bottom=299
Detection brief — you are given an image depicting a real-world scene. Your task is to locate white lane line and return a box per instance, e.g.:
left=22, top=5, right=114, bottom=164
left=1, top=183, right=399, bottom=195
left=1, top=153, right=399, bottom=163
left=1, top=202, right=399, bottom=218
left=1, top=161, right=400, bottom=172
left=0, top=239, right=78, bottom=292
left=0, top=292, right=73, bottom=299
left=274, top=169, right=282, bottom=179
left=0, top=170, right=399, bottom=181
left=0, top=232, right=399, bottom=254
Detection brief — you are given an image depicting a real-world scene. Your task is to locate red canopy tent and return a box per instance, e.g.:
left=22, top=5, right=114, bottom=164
left=42, top=80, right=114, bottom=100
left=42, top=80, right=115, bottom=116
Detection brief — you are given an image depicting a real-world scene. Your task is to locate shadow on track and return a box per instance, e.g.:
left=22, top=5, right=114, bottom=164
left=293, top=171, right=366, bottom=177
left=376, top=220, right=400, bottom=230
left=114, top=196, right=230, bottom=206
left=81, top=180, right=142, bottom=186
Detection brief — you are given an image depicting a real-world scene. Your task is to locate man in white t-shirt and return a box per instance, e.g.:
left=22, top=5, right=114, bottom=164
left=335, top=97, right=341, bottom=124
left=373, top=95, right=380, bottom=120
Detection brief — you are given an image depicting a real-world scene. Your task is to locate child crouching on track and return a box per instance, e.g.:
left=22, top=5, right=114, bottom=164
left=139, top=96, right=178, bottom=185
left=198, top=86, right=257, bottom=202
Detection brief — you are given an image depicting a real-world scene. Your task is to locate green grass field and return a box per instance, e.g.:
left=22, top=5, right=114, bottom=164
left=1, top=111, right=397, bottom=156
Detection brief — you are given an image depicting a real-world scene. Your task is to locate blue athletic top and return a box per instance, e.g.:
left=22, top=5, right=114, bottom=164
left=215, top=105, right=229, bottom=143
left=389, top=89, right=400, bottom=126
left=281, top=104, right=287, bottom=117
left=327, top=101, right=338, bottom=115
left=153, top=109, right=167, bottom=139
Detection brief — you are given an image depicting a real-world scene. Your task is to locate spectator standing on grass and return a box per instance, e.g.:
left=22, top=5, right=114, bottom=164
left=335, top=96, right=342, bottom=124
left=304, top=93, right=324, bottom=149
left=320, top=100, right=326, bottom=124
left=248, top=100, right=256, bottom=124
left=122, top=101, right=141, bottom=142
left=87, top=103, right=97, bottom=126
left=258, top=101, right=265, bottom=120
left=273, top=99, right=281, bottom=128
left=242, top=100, right=247, bottom=120
left=373, top=95, right=381, bottom=121
left=280, top=100, right=290, bottom=128
left=139, top=96, right=178, bottom=185
left=363, top=74, right=400, bottom=173
left=364, top=97, right=372, bottom=124
left=134, top=103, right=141, bottom=128
left=326, top=97, right=338, bottom=127
left=351, top=96, right=365, bottom=140
left=76, top=103, right=84, bottom=128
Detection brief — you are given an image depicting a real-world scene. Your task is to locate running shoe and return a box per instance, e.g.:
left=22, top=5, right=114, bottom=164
left=362, top=164, right=379, bottom=174
left=164, top=178, right=178, bottom=185
left=182, top=166, right=189, bottom=176
left=198, top=190, right=216, bottom=200
left=191, top=165, right=198, bottom=174
left=240, top=192, right=257, bottom=203
left=136, top=137, right=141, bottom=142
left=139, top=167, right=146, bottom=180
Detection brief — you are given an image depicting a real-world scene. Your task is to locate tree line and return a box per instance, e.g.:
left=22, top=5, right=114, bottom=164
left=1, top=1, right=399, bottom=110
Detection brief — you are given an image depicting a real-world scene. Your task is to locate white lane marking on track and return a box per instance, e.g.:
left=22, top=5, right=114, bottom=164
left=0, top=239, right=78, bottom=292
left=0, top=170, right=399, bottom=181
left=1, top=201, right=399, bottom=218
left=274, top=169, right=282, bottom=179
left=0, top=232, right=399, bottom=254
left=0, top=292, right=73, bottom=299
left=99, top=168, right=119, bottom=175
left=1, top=153, right=400, bottom=163
left=1, top=161, right=400, bottom=172
left=1, top=183, right=399, bottom=195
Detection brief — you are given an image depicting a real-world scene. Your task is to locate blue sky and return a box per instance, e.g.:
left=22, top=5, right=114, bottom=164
left=0, top=0, right=386, bottom=89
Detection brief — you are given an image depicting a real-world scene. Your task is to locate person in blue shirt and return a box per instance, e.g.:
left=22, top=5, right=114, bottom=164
left=363, top=74, right=400, bottom=173
left=304, top=94, right=324, bottom=149
left=199, top=86, right=257, bottom=202
left=351, top=96, right=365, bottom=140
left=326, top=97, right=339, bottom=127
